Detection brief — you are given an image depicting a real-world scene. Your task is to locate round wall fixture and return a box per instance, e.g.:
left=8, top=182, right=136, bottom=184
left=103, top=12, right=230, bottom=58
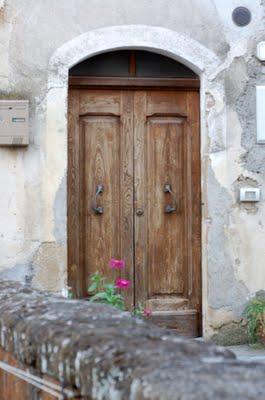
left=232, top=7, right=251, bottom=26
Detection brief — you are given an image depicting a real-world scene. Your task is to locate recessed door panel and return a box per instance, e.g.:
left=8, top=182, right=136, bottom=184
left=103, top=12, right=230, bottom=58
left=147, top=116, right=186, bottom=297
left=82, top=115, right=121, bottom=280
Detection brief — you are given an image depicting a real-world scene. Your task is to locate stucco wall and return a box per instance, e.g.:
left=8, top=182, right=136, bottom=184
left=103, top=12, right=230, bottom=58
left=0, top=0, right=265, bottom=341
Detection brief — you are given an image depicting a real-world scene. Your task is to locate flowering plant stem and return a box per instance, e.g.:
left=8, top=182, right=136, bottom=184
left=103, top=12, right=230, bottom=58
left=87, top=260, right=152, bottom=317
left=88, top=271, right=125, bottom=310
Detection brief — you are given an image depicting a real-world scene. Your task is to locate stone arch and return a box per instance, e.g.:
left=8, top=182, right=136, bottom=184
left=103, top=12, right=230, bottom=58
left=45, top=25, right=223, bottom=335
left=48, top=25, right=220, bottom=87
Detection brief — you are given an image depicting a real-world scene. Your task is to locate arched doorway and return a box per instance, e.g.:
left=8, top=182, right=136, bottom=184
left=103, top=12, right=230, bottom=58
left=68, top=50, right=201, bottom=336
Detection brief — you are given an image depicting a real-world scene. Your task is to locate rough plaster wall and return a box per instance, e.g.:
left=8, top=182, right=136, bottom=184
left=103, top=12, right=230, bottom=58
left=204, top=0, right=265, bottom=339
left=0, top=0, right=265, bottom=339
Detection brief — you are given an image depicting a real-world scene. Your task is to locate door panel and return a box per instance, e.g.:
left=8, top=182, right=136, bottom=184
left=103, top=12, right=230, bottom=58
left=147, top=116, right=186, bottom=297
left=79, top=90, right=120, bottom=114
left=83, top=115, right=120, bottom=280
left=133, top=90, right=201, bottom=335
left=68, top=90, right=134, bottom=304
left=146, top=91, right=188, bottom=116
left=68, top=88, right=201, bottom=335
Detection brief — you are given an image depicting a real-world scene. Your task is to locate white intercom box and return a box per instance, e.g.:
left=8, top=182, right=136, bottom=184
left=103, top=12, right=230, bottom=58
left=0, top=100, right=29, bottom=146
left=239, top=188, right=261, bottom=202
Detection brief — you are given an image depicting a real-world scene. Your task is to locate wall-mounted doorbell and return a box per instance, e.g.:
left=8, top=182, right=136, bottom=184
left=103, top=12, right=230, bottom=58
left=239, top=188, right=261, bottom=202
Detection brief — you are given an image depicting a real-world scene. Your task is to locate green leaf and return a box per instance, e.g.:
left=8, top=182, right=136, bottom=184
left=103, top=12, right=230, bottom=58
left=87, top=269, right=126, bottom=311
left=103, top=283, right=116, bottom=295
left=91, top=272, right=101, bottom=281
left=243, top=296, right=265, bottom=343
left=89, top=292, right=109, bottom=302
left=87, top=282, right=99, bottom=293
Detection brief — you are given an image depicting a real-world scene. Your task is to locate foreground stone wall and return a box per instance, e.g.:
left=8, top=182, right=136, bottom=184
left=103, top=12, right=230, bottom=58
left=0, top=280, right=265, bottom=400
left=0, top=0, right=265, bottom=341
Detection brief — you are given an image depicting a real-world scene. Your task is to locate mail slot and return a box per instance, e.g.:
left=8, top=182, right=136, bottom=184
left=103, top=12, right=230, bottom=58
left=0, top=100, right=29, bottom=146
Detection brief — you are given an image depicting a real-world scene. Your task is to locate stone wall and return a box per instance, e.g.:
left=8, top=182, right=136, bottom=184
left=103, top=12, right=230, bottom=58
left=1, top=280, right=265, bottom=399
left=0, top=0, right=265, bottom=341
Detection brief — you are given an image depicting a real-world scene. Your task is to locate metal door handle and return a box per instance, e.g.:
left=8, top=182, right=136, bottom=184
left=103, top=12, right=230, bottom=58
left=163, top=183, right=177, bottom=214
left=92, top=184, right=104, bottom=214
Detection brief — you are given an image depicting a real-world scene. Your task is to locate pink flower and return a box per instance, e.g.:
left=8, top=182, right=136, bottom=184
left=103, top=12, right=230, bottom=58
left=109, top=258, right=125, bottom=270
left=115, top=278, right=131, bottom=289
left=143, top=308, right=152, bottom=317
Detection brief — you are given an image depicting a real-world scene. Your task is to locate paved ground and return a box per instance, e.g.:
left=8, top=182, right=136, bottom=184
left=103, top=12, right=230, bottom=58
left=228, top=345, right=265, bottom=363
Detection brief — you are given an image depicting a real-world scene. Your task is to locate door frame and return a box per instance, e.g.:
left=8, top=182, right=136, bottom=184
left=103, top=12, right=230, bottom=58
left=68, top=76, right=202, bottom=333
left=48, top=25, right=224, bottom=337
left=68, top=76, right=200, bottom=90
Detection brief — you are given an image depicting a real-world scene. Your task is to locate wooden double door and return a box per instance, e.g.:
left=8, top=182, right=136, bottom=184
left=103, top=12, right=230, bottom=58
left=68, top=87, right=201, bottom=336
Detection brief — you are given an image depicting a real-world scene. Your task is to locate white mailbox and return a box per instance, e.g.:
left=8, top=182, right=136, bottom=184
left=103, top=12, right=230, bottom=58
left=0, top=100, right=29, bottom=146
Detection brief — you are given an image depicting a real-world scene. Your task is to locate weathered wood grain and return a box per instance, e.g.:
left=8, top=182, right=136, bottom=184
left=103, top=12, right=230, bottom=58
left=68, top=87, right=201, bottom=335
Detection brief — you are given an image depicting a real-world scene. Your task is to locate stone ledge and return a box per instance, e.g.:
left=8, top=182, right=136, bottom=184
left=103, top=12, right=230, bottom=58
left=0, top=280, right=265, bottom=399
